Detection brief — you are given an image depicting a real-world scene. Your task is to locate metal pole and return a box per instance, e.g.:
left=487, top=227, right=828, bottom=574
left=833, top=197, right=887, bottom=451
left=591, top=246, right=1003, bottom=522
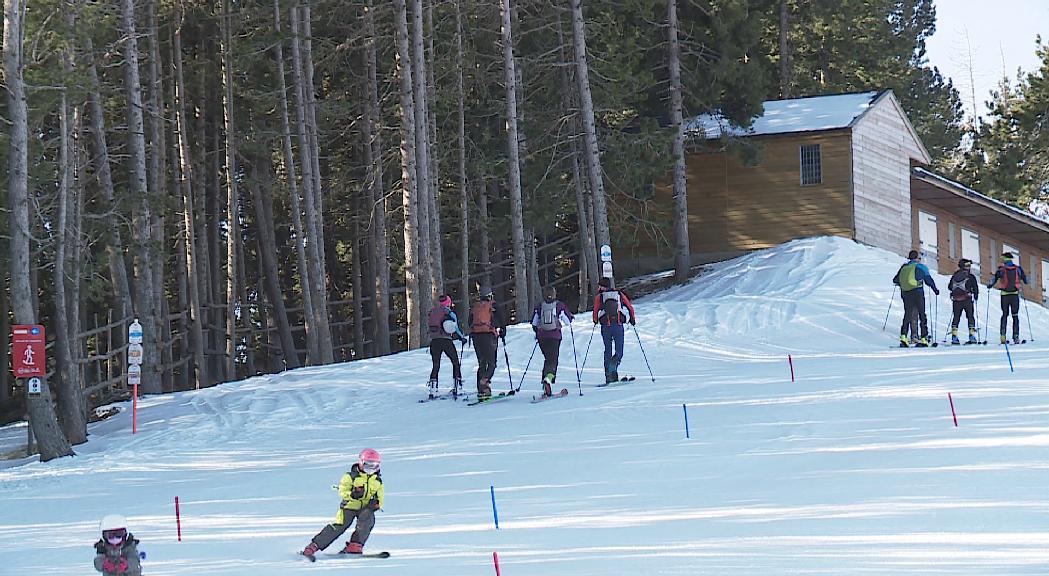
left=882, top=286, right=897, bottom=331
left=570, top=323, right=582, bottom=396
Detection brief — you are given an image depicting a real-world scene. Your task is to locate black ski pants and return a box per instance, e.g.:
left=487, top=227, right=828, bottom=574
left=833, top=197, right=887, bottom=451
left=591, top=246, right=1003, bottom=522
left=429, top=338, right=461, bottom=381
left=311, top=507, right=376, bottom=550
left=538, top=337, right=562, bottom=382
left=951, top=299, right=976, bottom=331
left=1000, top=293, right=1021, bottom=338
left=900, top=288, right=928, bottom=339
left=472, top=333, right=499, bottom=384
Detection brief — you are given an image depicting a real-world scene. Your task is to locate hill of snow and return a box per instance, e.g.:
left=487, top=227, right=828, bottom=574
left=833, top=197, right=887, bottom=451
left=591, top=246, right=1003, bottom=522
left=2, top=236, right=1049, bottom=575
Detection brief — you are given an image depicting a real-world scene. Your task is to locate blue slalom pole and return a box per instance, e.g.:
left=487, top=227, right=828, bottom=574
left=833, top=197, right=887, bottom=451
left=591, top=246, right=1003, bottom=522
left=683, top=404, right=690, bottom=439
left=1005, top=342, right=1015, bottom=372
left=490, top=485, right=500, bottom=530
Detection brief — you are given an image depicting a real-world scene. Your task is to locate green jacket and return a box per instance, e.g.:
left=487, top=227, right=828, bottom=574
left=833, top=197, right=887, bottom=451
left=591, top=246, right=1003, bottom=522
left=335, top=463, right=384, bottom=523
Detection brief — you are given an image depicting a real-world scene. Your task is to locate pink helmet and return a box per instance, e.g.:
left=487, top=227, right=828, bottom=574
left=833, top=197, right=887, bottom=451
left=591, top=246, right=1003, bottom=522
left=439, top=295, right=452, bottom=307
left=358, top=448, right=381, bottom=474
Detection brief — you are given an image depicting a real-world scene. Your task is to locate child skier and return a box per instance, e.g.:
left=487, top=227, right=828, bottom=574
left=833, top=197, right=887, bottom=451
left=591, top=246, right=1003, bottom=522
left=94, top=514, right=143, bottom=576
left=426, top=295, right=467, bottom=399
left=302, top=449, right=385, bottom=560
left=592, top=277, right=636, bottom=383
left=469, top=286, right=506, bottom=401
left=986, top=251, right=1029, bottom=344
left=531, top=285, right=574, bottom=397
left=892, top=250, right=939, bottom=347
left=947, top=258, right=980, bottom=344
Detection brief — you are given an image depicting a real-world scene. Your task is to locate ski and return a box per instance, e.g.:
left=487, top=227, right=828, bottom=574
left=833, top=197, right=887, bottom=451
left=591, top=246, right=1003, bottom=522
left=303, top=551, right=391, bottom=562
left=467, top=391, right=515, bottom=406
left=597, top=376, right=636, bottom=387
left=419, top=392, right=470, bottom=403
left=531, top=388, right=569, bottom=403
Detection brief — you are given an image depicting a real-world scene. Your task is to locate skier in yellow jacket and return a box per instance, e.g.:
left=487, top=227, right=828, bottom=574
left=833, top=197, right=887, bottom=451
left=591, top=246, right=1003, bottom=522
left=302, top=449, right=384, bottom=560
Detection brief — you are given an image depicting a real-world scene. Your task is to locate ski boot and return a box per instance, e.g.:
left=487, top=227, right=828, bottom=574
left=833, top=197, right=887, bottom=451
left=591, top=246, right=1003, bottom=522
left=477, top=378, right=492, bottom=401
left=1000, top=334, right=1008, bottom=344
left=452, top=377, right=464, bottom=399
left=967, top=330, right=979, bottom=344
left=915, top=337, right=929, bottom=348
left=302, top=541, right=320, bottom=560
left=340, top=541, right=363, bottom=555
left=951, top=330, right=960, bottom=345
left=541, top=373, right=554, bottom=398
left=899, top=335, right=909, bottom=348
left=427, top=378, right=439, bottom=400
left=1013, top=335, right=1022, bottom=345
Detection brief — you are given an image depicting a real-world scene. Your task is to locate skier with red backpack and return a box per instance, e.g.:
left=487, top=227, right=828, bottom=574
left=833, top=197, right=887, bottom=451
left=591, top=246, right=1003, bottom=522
left=531, top=285, right=574, bottom=397
left=426, top=295, right=467, bottom=399
left=947, top=258, right=980, bottom=345
left=592, top=277, right=636, bottom=383
left=986, top=251, right=1029, bottom=344
left=469, top=286, right=506, bottom=401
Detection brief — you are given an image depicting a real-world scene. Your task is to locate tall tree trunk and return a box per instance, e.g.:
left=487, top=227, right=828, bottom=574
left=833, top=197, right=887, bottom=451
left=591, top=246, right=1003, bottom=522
left=352, top=230, right=365, bottom=359
left=454, top=0, right=470, bottom=306
left=121, top=0, right=160, bottom=394
left=146, top=0, right=170, bottom=390
left=410, top=0, right=435, bottom=311
left=4, top=0, right=73, bottom=460
left=668, top=0, right=690, bottom=283
left=500, top=0, right=530, bottom=321
left=425, top=0, right=444, bottom=296
left=249, top=167, right=299, bottom=368
left=364, top=0, right=391, bottom=355
left=84, top=37, right=133, bottom=325
left=173, top=0, right=208, bottom=389
left=779, top=0, right=792, bottom=98
left=290, top=3, right=335, bottom=363
left=0, top=261, right=9, bottom=405
left=273, top=0, right=318, bottom=365
left=54, top=89, right=87, bottom=445
left=393, top=0, right=423, bottom=349
left=478, top=176, right=491, bottom=291
left=221, top=0, right=240, bottom=381
left=300, top=0, right=326, bottom=268
left=570, top=0, right=611, bottom=253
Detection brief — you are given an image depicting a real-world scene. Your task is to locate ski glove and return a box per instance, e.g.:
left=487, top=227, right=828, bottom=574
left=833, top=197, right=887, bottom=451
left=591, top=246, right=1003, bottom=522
left=629, top=317, right=636, bottom=326
left=350, top=485, right=366, bottom=499
left=498, top=328, right=507, bottom=339
left=102, top=556, right=128, bottom=574
left=369, top=498, right=381, bottom=510
left=933, top=288, right=940, bottom=296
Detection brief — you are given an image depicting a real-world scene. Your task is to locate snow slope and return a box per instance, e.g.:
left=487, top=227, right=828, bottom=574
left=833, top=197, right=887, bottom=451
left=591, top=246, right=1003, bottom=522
left=2, top=236, right=1049, bottom=575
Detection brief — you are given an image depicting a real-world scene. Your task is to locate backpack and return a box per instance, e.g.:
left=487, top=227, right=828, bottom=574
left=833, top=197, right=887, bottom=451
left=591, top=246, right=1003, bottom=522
left=427, top=307, right=446, bottom=337
left=949, top=271, right=972, bottom=301
left=538, top=301, right=560, bottom=331
left=600, top=291, right=622, bottom=324
left=997, top=264, right=1020, bottom=291
left=897, top=262, right=921, bottom=292
left=470, top=301, right=496, bottom=334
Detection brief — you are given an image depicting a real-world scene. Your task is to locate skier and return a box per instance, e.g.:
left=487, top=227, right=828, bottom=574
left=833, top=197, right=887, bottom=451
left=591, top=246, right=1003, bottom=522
left=531, top=285, right=574, bottom=397
left=592, top=277, right=636, bottom=383
left=986, top=251, right=1029, bottom=344
left=469, top=286, right=506, bottom=401
left=94, top=514, right=143, bottom=576
left=426, top=295, right=467, bottom=399
left=302, top=449, right=385, bottom=560
left=892, top=250, right=939, bottom=347
left=947, top=258, right=980, bottom=344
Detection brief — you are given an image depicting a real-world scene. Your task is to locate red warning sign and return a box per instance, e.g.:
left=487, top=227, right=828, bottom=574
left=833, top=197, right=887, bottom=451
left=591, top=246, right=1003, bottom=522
left=12, top=324, right=46, bottom=378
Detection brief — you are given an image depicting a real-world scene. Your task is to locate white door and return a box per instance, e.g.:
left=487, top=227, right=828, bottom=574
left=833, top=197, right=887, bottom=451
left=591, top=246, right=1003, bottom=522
left=961, top=228, right=981, bottom=278
left=918, top=211, right=939, bottom=271
left=1042, top=259, right=1048, bottom=304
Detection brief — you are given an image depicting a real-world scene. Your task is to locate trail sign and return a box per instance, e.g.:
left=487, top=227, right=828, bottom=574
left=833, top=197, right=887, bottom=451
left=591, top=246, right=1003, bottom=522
left=12, top=325, right=46, bottom=378
left=27, top=377, right=42, bottom=396
left=128, top=343, right=144, bottom=366
left=599, top=244, right=612, bottom=262
left=127, top=364, right=142, bottom=386
left=128, top=319, right=143, bottom=345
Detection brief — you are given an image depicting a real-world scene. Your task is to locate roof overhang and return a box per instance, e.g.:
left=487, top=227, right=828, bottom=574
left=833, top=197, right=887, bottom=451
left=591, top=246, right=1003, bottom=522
left=911, top=167, right=1049, bottom=253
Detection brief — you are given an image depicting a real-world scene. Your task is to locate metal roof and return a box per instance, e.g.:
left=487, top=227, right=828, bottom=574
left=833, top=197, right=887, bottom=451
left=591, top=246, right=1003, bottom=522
left=685, top=91, right=880, bottom=138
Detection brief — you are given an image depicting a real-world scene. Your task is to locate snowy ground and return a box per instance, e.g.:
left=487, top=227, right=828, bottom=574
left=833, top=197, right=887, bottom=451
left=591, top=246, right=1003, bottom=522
left=2, top=236, right=1049, bottom=575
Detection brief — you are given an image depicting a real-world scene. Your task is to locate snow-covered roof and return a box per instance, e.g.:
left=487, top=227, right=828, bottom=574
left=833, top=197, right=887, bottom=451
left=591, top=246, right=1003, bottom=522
left=685, top=91, right=881, bottom=139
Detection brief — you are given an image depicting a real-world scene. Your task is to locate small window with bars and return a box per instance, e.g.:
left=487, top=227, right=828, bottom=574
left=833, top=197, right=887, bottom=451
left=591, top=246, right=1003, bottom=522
left=800, top=144, right=822, bottom=185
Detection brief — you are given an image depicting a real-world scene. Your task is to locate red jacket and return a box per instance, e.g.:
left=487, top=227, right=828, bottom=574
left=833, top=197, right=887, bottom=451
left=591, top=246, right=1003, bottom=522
left=592, top=288, right=636, bottom=326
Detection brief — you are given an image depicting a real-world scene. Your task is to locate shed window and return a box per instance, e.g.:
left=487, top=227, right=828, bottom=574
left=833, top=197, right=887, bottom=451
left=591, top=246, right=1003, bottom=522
left=800, top=144, right=822, bottom=185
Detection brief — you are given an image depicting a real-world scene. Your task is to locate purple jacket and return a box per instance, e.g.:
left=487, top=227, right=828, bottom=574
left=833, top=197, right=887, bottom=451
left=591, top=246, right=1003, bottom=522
left=531, top=301, right=574, bottom=340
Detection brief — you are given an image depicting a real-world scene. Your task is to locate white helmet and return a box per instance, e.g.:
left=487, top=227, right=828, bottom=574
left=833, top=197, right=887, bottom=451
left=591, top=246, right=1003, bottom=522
left=442, top=319, right=458, bottom=335
left=99, top=514, right=127, bottom=533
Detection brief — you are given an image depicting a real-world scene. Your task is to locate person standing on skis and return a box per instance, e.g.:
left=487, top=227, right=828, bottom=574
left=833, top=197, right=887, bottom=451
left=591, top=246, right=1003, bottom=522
left=426, top=295, right=467, bottom=399
left=947, top=258, right=980, bottom=344
left=531, top=285, right=574, bottom=397
left=592, top=277, right=636, bottom=383
left=94, top=514, right=143, bottom=576
left=469, top=286, right=506, bottom=401
left=986, top=251, right=1029, bottom=344
left=892, top=250, right=939, bottom=347
left=302, top=449, right=384, bottom=560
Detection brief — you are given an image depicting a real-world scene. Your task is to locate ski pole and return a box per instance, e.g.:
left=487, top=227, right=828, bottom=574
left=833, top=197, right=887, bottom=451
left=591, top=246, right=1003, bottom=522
left=517, top=340, right=538, bottom=393
left=501, top=336, right=514, bottom=392
left=882, top=286, right=897, bottom=331
left=933, top=288, right=939, bottom=343
left=580, top=324, right=597, bottom=374
left=1020, top=288, right=1035, bottom=342
left=631, top=324, right=655, bottom=383
left=570, top=323, right=582, bottom=396
left=983, top=289, right=992, bottom=344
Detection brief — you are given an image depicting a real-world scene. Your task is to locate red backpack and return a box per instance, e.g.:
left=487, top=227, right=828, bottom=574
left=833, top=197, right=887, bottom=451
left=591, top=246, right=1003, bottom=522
left=470, top=301, right=496, bottom=334
left=996, top=264, right=1020, bottom=291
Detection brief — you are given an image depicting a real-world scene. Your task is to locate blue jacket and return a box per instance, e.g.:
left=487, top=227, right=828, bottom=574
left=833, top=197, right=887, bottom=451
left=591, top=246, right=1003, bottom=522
left=893, top=259, right=938, bottom=293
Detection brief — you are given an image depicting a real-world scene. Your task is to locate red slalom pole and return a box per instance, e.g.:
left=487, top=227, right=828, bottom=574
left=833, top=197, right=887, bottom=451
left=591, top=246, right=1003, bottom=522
left=132, top=384, right=138, bottom=434
left=493, top=551, right=502, bottom=576
left=175, top=496, right=182, bottom=541
left=788, top=355, right=795, bottom=383
left=948, top=393, right=958, bottom=427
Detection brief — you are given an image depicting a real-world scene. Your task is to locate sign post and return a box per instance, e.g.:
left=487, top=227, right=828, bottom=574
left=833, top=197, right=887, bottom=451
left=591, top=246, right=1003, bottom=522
left=12, top=325, right=45, bottom=456
left=599, top=244, right=613, bottom=282
left=128, top=319, right=144, bottom=434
